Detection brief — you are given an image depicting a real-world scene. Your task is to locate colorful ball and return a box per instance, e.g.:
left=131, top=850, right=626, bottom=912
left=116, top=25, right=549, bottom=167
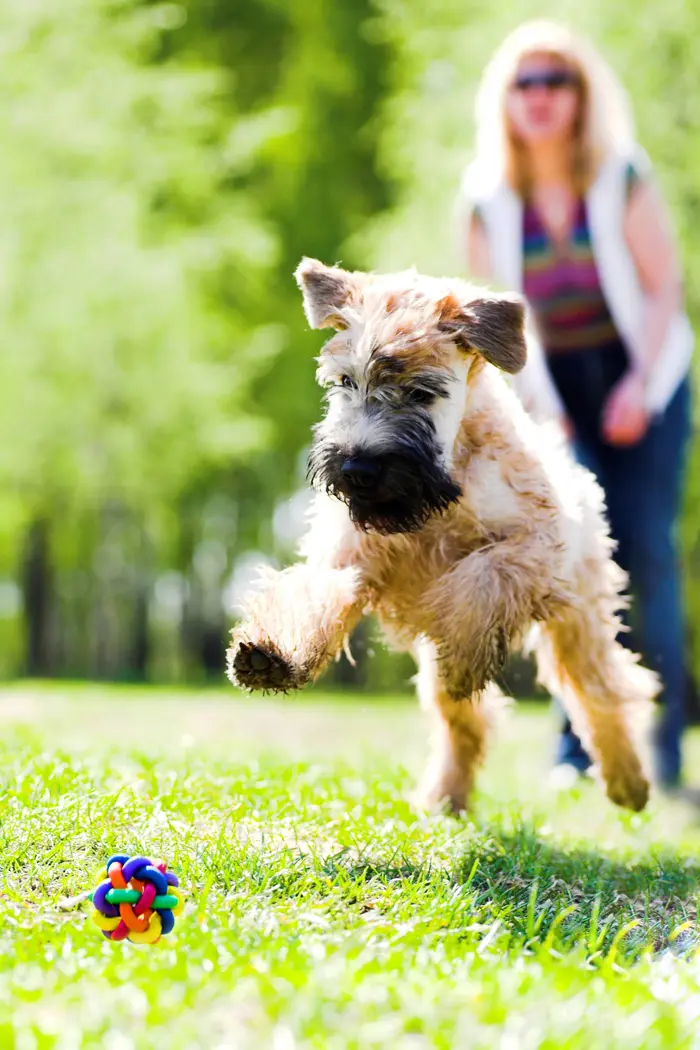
left=89, top=853, right=184, bottom=944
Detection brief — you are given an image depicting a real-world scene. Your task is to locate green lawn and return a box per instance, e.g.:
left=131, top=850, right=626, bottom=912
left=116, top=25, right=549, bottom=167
left=2, top=684, right=700, bottom=1048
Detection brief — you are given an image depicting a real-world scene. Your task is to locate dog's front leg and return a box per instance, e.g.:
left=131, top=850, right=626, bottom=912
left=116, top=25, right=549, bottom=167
left=425, top=540, right=558, bottom=699
left=227, top=563, right=366, bottom=693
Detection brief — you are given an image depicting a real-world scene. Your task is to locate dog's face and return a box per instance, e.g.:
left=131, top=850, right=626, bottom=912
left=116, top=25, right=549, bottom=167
left=295, top=258, right=527, bottom=535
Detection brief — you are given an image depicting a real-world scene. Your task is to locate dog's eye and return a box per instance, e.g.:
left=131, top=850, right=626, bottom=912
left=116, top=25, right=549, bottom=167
left=405, top=387, right=435, bottom=406
left=340, top=375, right=357, bottom=391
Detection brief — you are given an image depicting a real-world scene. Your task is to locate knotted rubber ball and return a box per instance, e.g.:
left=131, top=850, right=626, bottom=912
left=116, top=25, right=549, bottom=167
left=90, top=853, right=184, bottom=944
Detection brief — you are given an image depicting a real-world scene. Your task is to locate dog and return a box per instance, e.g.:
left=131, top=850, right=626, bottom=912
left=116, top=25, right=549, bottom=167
left=227, top=258, right=657, bottom=814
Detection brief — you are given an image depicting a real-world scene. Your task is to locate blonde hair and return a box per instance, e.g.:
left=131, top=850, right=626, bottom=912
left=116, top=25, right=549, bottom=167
left=473, top=21, right=635, bottom=197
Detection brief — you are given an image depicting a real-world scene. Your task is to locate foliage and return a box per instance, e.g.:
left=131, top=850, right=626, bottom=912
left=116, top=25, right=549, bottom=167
left=0, top=0, right=276, bottom=528
left=0, top=0, right=280, bottom=676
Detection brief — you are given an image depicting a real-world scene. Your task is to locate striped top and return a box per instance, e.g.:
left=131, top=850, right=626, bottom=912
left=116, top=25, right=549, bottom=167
left=522, top=164, right=642, bottom=356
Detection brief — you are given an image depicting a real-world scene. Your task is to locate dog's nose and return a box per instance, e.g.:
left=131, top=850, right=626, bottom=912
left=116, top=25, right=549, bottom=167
left=340, top=455, right=382, bottom=491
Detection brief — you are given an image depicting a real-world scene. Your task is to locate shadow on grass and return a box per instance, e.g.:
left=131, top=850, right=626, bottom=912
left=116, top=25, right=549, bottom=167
left=203, top=819, right=700, bottom=958
left=453, top=823, right=699, bottom=954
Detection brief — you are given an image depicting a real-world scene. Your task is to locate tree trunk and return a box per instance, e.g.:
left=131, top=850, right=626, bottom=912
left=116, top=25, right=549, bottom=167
left=21, top=518, right=53, bottom=676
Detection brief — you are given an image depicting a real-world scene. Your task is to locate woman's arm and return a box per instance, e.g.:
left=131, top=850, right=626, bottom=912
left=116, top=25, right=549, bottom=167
left=624, top=178, right=683, bottom=375
left=602, top=178, right=683, bottom=445
left=465, top=209, right=494, bottom=283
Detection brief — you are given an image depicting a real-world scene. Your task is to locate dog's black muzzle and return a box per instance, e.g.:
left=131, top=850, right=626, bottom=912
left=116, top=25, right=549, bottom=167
left=308, top=443, right=461, bottom=534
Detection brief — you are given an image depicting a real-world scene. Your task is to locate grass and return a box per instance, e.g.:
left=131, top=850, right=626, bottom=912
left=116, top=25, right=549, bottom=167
left=2, top=684, right=700, bottom=1047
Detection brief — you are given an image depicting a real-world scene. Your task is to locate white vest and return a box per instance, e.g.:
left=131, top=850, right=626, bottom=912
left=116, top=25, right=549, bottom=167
left=463, top=151, right=693, bottom=420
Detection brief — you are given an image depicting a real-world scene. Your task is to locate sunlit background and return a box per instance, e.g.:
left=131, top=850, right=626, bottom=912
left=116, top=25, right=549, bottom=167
left=4, top=0, right=699, bottom=697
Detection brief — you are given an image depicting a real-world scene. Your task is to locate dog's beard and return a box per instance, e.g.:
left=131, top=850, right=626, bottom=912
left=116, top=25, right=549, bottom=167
left=307, top=436, right=462, bottom=535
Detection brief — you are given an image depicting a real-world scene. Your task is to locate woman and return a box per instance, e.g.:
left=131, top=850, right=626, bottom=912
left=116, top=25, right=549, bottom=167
left=461, top=20, right=693, bottom=788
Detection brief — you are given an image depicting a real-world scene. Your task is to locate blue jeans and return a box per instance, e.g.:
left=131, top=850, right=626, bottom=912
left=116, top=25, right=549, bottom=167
left=548, top=346, right=692, bottom=786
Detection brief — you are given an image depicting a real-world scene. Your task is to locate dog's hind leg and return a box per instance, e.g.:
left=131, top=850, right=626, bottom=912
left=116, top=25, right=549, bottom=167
left=413, top=638, right=494, bottom=815
left=227, top=563, right=366, bottom=693
left=535, top=600, right=657, bottom=811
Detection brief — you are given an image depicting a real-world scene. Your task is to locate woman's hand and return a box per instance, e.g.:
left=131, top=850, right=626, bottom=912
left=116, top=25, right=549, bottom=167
left=609, top=172, right=682, bottom=448
left=601, top=369, right=650, bottom=446
left=559, top=416, right=574, bottom=440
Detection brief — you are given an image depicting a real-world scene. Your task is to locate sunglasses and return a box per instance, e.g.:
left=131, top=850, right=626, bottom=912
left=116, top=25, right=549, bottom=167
left=512, top=70, right=579, bottom=92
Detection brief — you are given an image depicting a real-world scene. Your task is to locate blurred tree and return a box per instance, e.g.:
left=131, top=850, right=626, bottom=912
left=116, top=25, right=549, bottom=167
left=0, top=0, right=279, bottom=677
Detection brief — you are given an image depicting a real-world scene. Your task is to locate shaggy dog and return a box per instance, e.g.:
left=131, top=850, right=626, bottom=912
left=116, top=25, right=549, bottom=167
left=227, top=258, right=657, bottom=814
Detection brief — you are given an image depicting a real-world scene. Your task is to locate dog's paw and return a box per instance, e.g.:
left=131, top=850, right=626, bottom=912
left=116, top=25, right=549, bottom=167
left=227, top=639, right=298, bottom=694
left=412, top=774, right=470, bottom=818
left=412, top=788, right=468, bottom=819
left=604, top=770, right=650, bottom=812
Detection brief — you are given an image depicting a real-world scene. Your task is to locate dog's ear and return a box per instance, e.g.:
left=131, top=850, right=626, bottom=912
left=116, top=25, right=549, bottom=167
left=294, top=258, right=365, bottom=330
left=437, top=292, right=527, bottom=375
